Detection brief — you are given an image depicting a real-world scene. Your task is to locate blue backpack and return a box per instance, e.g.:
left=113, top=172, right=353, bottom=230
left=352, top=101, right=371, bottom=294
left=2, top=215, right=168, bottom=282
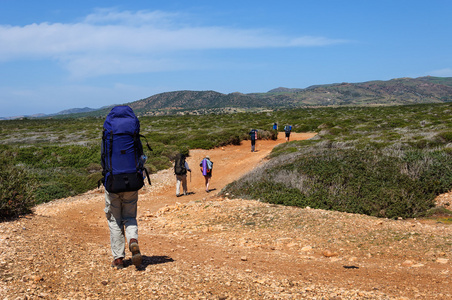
left=100, top=106, right=152, bottom=193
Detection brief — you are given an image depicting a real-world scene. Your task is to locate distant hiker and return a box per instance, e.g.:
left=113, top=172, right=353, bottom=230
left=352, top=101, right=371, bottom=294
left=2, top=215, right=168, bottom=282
left=249, top=129, right=258, bottom=152
left=100, top=105, right=152, bottom=269
left=284, top=124, right=292, bottom=142
left=273, top=122, right=278, bottom=130
left=174, top=153, right=191, bottom=197
left=200, top=155, right=213, bottom=192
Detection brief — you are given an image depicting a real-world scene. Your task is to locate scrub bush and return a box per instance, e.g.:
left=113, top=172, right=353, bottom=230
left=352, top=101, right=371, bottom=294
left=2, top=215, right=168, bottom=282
left=223, top=148, right=449, bottom=218
left=0, top=152, right=36, bottom=220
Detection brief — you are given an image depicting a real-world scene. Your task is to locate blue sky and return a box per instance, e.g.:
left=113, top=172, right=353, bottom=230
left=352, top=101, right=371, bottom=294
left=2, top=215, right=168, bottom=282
left=1, top=0, right=451, bottom=117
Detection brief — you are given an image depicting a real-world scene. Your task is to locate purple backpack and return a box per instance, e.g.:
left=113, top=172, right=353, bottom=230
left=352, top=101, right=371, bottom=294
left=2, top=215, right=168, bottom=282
left=201, top=158, right=213, bottom=176
left=100, top=106, right=151, bottom=192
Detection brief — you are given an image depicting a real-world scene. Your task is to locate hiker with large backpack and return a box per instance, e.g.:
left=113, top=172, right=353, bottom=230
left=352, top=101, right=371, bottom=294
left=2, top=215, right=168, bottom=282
left=100, top=105, right=152, bottom=269
left=200, top=155, right=213, bottom=193
left=284, top=124, right=292, bottom=142
left=174, top=153, right=191, bottom=197
left=249, top=129, right=258, bottom=152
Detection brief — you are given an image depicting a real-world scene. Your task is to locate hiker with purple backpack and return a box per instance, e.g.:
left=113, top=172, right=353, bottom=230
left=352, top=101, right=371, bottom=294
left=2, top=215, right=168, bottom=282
left=200, top=156, right=213, bottom=192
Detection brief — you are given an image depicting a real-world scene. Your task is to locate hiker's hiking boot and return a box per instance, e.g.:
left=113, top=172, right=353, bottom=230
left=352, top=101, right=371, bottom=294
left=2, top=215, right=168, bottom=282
left=111, top=257, right=124, bottom=269
left=129, top=239, right=142, bottom=267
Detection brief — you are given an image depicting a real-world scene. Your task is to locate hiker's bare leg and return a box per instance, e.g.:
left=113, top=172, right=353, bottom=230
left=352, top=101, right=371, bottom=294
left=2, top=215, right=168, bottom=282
left=205, top=175, right=211, bottom=192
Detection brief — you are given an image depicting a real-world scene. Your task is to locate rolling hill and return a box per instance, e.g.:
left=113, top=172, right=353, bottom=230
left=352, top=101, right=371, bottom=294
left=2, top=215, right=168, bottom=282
left=110, top=76, right=452, bottom=116
left=5, top=76, right=451, bottom=119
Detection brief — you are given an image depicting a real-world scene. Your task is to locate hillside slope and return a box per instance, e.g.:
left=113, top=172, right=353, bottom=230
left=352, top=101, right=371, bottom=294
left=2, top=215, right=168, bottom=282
left=262, top=76, right=452, bottom=107
left=38, top=76, right=452, bottom=119
left=1, top=133, right=450, bottom=299
left=129, top=76, right=452, bottom=114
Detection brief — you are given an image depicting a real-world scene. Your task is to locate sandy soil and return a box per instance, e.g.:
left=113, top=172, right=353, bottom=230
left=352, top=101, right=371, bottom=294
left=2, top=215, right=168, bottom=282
left=0, top=132, right=451, bottom=299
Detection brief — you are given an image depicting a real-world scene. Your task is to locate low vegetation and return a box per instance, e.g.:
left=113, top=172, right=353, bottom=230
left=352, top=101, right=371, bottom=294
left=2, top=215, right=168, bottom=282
left=0, top=113, right=276, bottom=219
left=222, top=103, right=452, bottom=219
left=2, top=102, right=452, bottom=220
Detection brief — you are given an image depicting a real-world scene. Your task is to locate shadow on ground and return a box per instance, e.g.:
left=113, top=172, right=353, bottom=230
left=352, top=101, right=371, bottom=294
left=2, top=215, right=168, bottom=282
left=124, top=255, right=174, bottom=270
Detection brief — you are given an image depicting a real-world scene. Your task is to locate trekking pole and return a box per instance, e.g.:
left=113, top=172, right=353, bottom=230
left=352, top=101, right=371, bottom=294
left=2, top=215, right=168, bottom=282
left=190, top=170, right=192, bottom=182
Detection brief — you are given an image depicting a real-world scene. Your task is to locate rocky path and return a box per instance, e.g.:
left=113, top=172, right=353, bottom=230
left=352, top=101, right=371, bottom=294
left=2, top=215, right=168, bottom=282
left=0, top=132, right=451, bottom=299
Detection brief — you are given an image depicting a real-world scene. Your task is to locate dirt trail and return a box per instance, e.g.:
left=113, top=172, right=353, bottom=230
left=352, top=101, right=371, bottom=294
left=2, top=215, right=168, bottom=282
left=141, top=132, right=316, bottom=211
left=1, top=132, right=451, bottom=300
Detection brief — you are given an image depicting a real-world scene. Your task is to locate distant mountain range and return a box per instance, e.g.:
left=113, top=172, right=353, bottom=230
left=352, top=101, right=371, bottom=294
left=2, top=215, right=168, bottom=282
left=3, top=76, right=452, bottom=120
left=0, top=107, right=98, bottom=120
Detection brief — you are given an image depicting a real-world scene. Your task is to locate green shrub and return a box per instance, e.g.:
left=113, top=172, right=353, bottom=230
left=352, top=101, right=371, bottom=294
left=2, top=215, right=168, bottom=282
left=436, top=131, right=452, bottom=143
left=0, top=157, right=36, bottom=220
left=226, top=180, right=309, bottom=207
left=188, top=139, right=217, bottom=149
left=258, top=130, right=278, bottom=140
left=35, top=182, right=70, bottom=203
left=223, top=147, right=449, bottom=219
left=146, top=156, right=172, bottom=173
left=218, top=134, right=242, bottom=146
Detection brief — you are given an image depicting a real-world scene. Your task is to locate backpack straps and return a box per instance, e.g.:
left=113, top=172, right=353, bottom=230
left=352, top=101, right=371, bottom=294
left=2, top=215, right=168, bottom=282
left=98, top=129, right=112, bottom=188
left=98, top=131, right=153, bottom=189
left=140, top=134, right=153, bottom=152
left=143, top=167, right=151, bottom=186
left=139, top=133, right=152, bottom=185
left=134, top=133, right=152, bottom=186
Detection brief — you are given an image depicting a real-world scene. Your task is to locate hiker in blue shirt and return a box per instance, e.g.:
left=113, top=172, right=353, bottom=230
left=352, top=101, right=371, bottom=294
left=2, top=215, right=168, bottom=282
left=249, top=129, right=258, bottom=152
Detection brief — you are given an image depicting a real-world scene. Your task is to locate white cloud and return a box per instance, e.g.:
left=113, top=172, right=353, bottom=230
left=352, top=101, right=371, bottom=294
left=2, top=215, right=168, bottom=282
left=83, top=8, right=181, bottom=27
left=62, top=54, right=190, bottom=78
left=0, top=9, right=347, bottom=78
left=288, top=36, right=348, bottom=47
left=429, top=68, right=452, bottom=77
